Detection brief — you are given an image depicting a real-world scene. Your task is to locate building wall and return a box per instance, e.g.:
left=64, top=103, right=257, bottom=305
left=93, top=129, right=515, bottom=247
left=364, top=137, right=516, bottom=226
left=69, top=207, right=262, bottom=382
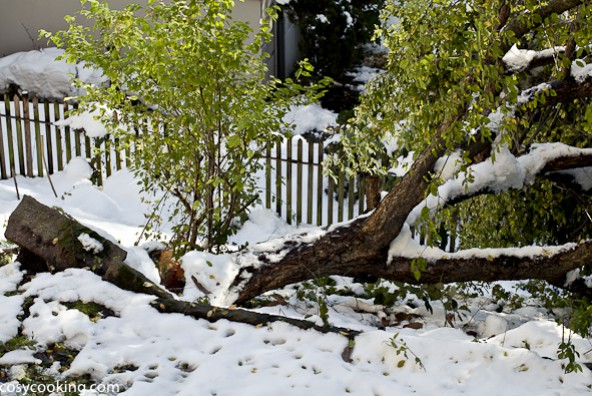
left=0, top=0, right=266, bottom=57
left=0, top=0, right=141, bottom=56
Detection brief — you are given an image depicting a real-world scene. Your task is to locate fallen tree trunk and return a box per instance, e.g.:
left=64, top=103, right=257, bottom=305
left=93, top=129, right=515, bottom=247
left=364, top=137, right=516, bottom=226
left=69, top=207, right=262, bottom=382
left=4, top=195, right=360, bottom=349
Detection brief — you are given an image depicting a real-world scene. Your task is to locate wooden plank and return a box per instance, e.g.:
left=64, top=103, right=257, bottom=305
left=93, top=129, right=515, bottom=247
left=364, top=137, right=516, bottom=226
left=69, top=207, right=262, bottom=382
left=33, top=97, right=43, bottom=177
left=316, top=142, right=323, bottom=226
left=85, top=135, right=91, bottom=159
left=358, top=175, right=365, bottom=215
left=265, top=141, right=271, bottom=209
left=275, top=140, right=282, bottom=216
left=22, top=93, right=34, bottom=177
left=43, top=100, right=54, bottom=175
left=114, top=137, right=122, bottom=171
left=306, top=139, right=314, bottom=224
left=0, top=97, right=7, bottom=179
left=327, top=172, right=334, bottom=226
left=54, top=101, right=63, bottom=171
left=74, top=131, right=82, bottom=157
left=337, top=167, right=345, bottom=223
left=113, top=111, right=121, bottom=171
left=4, top=94, right=15, bottom=177
left=73, top=104, right=81, bottom=157
left=94, top=138, right=103, bottom=186
left=296, top=139, right=303, bottom=224
left=348, top=174, right=355, bottom=220
left=286, top=138, right=292, bottom=224
left=63, top=101, right=72, bottom=164
left=105, top=136, right=112, bottom=178
left=13, top=95, right=25, bottom=176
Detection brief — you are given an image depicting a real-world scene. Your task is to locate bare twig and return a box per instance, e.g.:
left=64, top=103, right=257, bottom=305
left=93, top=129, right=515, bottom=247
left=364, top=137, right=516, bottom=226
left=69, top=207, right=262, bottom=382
left=41, top=136, right=58, bottom=198
left=20, top=23, right=38, bottom=51
left=11, top=165, right=20, bottom=200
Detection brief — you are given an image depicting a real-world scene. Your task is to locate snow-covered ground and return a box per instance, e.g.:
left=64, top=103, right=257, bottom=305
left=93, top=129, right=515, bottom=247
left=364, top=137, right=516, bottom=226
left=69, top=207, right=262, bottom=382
left=0, top=159, right=591, bottom=395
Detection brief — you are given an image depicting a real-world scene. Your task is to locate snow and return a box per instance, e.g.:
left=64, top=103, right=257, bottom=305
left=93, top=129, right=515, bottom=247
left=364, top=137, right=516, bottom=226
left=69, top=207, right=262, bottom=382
left=0, top=155, right=590, bottom=395
left=571, top=59, right=592, bottom=83
left=316, top=14, right=329, bottom=24
left=502, top=45, right=565, bottom=73
left=283, top=103, right=338, bottom=135
left=77, top=233, right=104, bottom=254
left=388, top=223, right=576, bottom=263
left=403, top=142, right=592, bottom=230
left=0, top=48, right=105, bottom=99
left=55, top=107, right=109, bottom=138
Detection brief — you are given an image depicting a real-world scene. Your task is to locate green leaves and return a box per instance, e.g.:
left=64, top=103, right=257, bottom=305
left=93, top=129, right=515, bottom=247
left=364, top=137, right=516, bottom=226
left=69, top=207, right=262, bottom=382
left=48, top=0, right=316, bottom=253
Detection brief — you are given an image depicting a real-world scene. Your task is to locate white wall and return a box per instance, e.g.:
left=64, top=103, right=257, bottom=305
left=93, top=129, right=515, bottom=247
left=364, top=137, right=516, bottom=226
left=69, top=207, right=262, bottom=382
left=0, top=0, right=266, bottom=57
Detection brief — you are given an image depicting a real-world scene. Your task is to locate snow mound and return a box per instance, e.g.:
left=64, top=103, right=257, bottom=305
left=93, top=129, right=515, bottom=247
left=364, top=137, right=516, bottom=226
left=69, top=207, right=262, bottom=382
left=0, top=48, right=105, bottom=99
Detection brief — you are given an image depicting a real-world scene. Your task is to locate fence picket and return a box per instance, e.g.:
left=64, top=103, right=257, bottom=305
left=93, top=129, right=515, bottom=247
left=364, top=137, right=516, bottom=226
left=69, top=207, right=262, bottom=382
left=0, top=98, right=6, bottom=179
left=337, top=167, right=345, bottom=223
left=0, top=97, right=381, bottom=229
left=316, top=142, right=324, bottom=226
left=13, top=95, right=26, bottom=176
left=296, top=139, right=303, bottom=224
left=307, top=140, right=313, bottom=224
left=22, top=93, right=34, bottom=177
left=33, top=97, right=43, bottom=177
left=275, top=142, right=281, bottom=216
left=105, top=136, right=112, bottom=178
left=63, top=101, right=72, bottom=164
left=286, top=138, right=292, bottom=224
left=4, top=95, right=15, bottom=176
left=358, top=175, right=365, bottom=215
left=327, top=173, right=334, bottom=226
left=54, top=101, right=63, bottom=171
left=265, top=141, right=271, bottom=209
left=348, top=174, right=355, bottom=220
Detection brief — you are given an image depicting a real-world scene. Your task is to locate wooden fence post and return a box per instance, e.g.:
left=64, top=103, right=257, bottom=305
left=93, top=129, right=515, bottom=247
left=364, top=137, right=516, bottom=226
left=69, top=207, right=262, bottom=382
left=286, top=138, right=292, bottom=224
left=13, top=94, right=26, bottom=176
left=275, top=141, right=282, bottom=216
left=33, top=97, right=43, bottom=177
left=63, top=101, right=72, bottom=164
left=316, top=142, right=324, bottom=226
left=0, top=99, right=7, bottom=179
left=265, top=141, right=271, bottom=209
left=4, top=94, right=15, bottom=176
left=43, top=101, right=53, bottom=175
left=296, top=139, right=303, bottom=224
left=22, top=92, right=34, bottom=177
left=306, top=140, right=314, bottom=224
left=54, top=101, right=63, bottom=171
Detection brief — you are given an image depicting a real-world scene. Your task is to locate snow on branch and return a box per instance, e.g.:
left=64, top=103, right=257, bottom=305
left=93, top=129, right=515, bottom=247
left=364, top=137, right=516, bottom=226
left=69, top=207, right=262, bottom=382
left=386, top=238, right=592, bottom=287
left=501, top=0, right=585, bottom=50
left=502, top=45, right=565, bottom=74
left=388, top=222, right=576, bottom=263
left=406, top=143, right=592, bottom=228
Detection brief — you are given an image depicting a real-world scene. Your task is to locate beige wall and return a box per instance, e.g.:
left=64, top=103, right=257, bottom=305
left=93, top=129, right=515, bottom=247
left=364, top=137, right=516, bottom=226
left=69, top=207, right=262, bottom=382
left=0, top=0, right=267, bottom=57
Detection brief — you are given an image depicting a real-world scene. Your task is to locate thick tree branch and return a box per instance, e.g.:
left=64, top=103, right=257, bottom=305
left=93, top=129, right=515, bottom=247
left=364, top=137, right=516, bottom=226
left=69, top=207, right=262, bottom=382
left=4, top=196, right=360, bottom=345
left=501, top=0, right=585, bottom=51
left=503, top=46, right=566, bottom=74
left=547, top=78, right=592, bottom=105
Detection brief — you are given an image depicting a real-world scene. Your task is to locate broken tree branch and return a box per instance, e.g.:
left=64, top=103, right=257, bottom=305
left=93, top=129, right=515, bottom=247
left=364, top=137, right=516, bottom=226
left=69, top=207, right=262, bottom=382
left=3, top=195, right=361, bottom=346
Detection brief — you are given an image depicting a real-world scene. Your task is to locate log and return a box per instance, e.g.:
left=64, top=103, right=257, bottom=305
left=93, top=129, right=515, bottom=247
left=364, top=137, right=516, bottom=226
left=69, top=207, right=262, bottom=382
left=4, top=196, right=360, bottom=351
left=4, top=195, right=171, bottom=300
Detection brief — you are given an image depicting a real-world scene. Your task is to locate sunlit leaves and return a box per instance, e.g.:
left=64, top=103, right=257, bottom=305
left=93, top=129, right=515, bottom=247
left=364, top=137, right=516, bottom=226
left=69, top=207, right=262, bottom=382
left=46, top=0, right=318, bottom=253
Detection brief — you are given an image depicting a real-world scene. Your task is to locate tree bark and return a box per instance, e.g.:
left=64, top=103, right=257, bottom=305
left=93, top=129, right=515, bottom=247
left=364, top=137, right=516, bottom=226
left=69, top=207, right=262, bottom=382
left=4, top=195, right=171, bottom=300
left=3, top=195, right=360, bottom=347
left=230, top=145, right=592, bottom=304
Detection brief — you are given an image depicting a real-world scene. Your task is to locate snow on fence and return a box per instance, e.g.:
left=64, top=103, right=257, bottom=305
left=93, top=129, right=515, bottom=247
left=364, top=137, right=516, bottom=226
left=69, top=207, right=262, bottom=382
left=0, top=93, right=129, bottom=186
left=0, top=94, right=369, bottom=227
